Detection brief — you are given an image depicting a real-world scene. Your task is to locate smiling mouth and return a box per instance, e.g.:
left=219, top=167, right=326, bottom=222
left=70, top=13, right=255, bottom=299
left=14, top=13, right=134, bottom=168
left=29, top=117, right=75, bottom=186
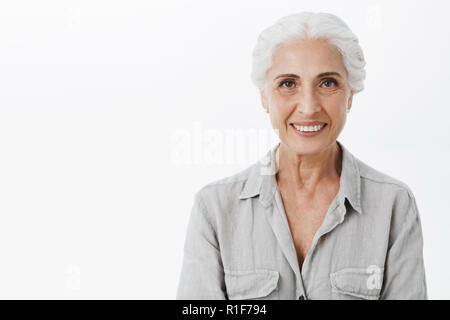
left=290, top=123, right=328, bottom=132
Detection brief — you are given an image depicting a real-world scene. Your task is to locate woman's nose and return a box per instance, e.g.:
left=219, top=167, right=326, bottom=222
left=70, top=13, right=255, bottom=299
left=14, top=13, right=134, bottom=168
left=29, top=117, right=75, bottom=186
left=295, top=87, right=321, bottom=115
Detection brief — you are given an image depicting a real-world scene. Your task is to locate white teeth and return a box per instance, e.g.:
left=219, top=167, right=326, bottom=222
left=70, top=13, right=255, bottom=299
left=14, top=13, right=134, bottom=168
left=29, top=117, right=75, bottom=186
left=292, top=123, right=325, bottom=132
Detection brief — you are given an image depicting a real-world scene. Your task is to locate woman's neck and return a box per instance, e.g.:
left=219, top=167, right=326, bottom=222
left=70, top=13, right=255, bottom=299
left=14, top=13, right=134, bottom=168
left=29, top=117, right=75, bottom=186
left=275, top=141, right=342, bottom=192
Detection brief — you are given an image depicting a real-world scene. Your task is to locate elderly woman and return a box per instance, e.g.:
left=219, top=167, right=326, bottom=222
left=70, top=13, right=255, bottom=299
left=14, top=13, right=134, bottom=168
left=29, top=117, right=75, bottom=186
left=176, top=12, right=427, bottom=300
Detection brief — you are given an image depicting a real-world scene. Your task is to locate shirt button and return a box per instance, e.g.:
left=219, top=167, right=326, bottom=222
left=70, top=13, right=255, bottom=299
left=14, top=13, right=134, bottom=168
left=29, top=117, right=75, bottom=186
left=299, top=295, right=305, bottom=300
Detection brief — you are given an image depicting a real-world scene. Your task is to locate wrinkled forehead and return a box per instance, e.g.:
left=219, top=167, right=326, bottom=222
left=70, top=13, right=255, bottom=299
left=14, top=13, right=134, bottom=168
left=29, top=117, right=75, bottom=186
left=267, top=38, right=348, bottom=80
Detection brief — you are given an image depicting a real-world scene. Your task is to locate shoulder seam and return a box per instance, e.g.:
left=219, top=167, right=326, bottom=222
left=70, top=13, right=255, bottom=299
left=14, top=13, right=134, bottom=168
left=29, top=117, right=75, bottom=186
left=405, top=190, right=419, bottom=222
left=195, top=191, right=219, bottom=244
left=202, top=177, right=248, bottom=190
left=360, top=175, right=409, bottom=190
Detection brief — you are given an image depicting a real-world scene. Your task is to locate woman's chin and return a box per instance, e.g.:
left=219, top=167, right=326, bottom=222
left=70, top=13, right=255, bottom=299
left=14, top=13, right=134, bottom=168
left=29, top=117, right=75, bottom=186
left=282, top=135, right=331, bottom=154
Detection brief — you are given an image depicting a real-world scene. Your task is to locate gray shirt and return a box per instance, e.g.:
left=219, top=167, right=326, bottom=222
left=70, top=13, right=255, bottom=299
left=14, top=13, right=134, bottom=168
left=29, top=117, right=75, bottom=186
left=176, top=140, right=427, bottom=300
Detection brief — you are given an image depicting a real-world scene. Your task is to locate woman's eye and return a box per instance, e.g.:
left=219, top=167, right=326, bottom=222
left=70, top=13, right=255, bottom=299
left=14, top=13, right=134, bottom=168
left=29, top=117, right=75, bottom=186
left=280, top=80, right=296, bottom=88
left=321, top=79, right=338, bottom=88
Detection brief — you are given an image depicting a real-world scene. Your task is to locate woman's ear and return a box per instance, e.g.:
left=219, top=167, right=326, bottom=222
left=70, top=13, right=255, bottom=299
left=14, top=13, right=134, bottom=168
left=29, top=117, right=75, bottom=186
left=260, top=90, right=269, bottom=113
left=347, top=92, right=354, bottom=112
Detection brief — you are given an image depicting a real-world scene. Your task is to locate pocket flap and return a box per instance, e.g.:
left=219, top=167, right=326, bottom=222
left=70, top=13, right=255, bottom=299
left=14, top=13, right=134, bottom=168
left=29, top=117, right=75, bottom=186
left=224, top=269, right=279, bottom=300
left=330, top=266, right=384, bottom=300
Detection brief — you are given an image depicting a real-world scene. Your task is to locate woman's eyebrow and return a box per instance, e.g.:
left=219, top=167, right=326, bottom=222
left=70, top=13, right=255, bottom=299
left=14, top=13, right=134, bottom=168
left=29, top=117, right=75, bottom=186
left=273, top=73, right=300, bottom=81
left=273, top=71, right=342, bottom=81
left=317, top=71, right=342, bottom=78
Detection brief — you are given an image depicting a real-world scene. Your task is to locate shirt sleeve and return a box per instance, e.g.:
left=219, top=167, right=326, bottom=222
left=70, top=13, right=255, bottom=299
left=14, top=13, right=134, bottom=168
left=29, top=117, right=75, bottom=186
left=176, top=191, right=227, bottom=299
left=380, top=190, right=428, bottom=299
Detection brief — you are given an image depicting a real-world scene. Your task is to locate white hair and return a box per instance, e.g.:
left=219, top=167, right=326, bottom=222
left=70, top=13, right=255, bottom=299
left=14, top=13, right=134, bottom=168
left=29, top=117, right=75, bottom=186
left=251, top=12, right=366, bottom=94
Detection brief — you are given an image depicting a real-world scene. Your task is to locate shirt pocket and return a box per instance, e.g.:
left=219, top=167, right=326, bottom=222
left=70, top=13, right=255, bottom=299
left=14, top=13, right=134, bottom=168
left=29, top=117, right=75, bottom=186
left=330, top=266, right=384, bottom=300
left=224, top=269, right=279, bottom=300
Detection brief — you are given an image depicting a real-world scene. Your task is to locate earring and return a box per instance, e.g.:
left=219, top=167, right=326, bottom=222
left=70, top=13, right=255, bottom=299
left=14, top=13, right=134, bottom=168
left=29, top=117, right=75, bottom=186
left=346, top=108, right=350, bottom=114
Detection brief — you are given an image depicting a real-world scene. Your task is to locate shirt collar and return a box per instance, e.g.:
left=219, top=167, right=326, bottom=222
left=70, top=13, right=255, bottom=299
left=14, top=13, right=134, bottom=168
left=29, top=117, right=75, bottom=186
left=238, top=140, right=362, bottom=215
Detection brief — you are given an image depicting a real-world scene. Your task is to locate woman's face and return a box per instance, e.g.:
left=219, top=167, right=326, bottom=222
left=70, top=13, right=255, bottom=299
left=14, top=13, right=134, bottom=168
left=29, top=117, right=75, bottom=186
left=261, top=38, right=353, bottom=155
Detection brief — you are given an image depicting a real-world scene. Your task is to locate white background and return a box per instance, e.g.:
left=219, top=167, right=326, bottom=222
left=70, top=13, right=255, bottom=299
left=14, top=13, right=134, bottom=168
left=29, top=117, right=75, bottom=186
left=0, top=0, right=449, bottom=299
